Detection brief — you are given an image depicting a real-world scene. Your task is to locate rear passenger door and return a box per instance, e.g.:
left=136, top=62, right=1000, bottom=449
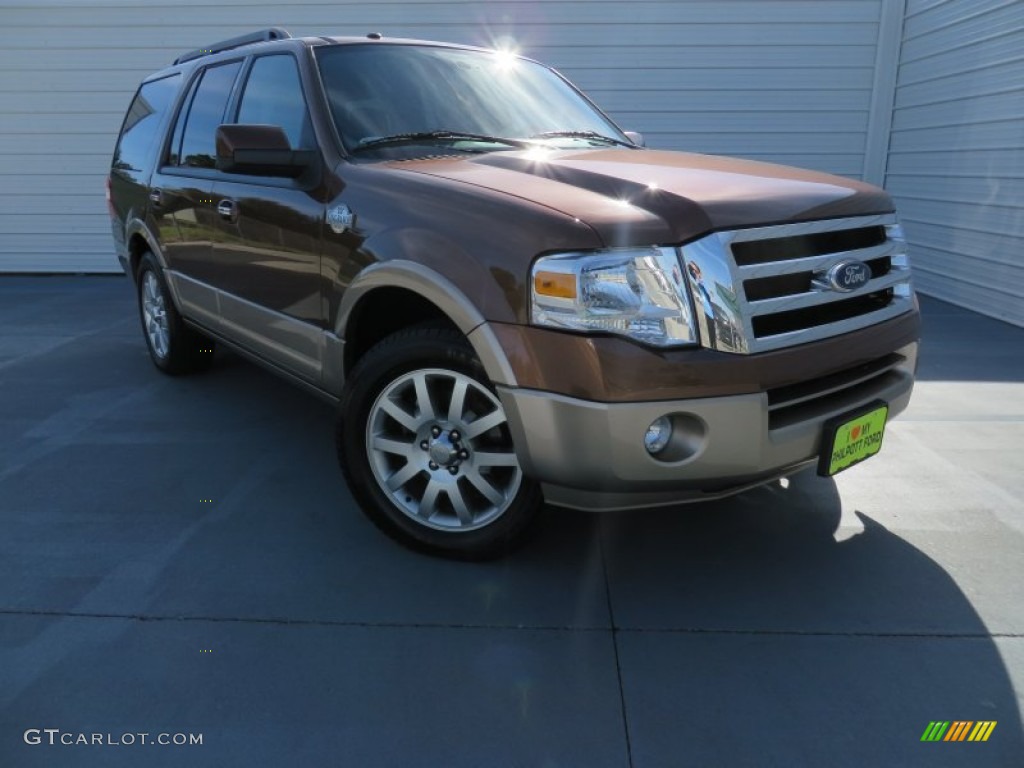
left=150, top=59, right=243, bottom=329
left=210, top=53, right=325, bottom=383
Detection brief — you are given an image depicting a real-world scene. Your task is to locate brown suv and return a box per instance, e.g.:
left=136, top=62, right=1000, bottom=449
left=108, top=29, right=920, bottom=558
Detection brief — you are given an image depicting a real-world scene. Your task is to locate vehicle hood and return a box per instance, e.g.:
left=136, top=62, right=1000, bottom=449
left=384, top=148, right=894, bottom=246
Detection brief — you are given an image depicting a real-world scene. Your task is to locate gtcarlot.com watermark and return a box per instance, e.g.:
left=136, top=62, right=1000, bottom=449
left=24, top=728, right=202, bottom=747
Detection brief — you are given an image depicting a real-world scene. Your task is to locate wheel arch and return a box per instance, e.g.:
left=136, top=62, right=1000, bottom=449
left=124, top=219, right=168, bottom=279
left=330, top=261, right=518, bottom=391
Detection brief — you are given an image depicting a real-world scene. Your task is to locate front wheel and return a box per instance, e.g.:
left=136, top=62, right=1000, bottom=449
left=336, top=326, right=542, bottom=559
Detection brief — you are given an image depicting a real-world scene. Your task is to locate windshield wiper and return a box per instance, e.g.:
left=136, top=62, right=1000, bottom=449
left=530, top=130, right=637, bottom=148
left=353, top=131, right=532, bottom=152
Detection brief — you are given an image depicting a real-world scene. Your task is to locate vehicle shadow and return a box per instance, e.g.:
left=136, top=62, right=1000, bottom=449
left=596, top=471, right=1024, bottom=765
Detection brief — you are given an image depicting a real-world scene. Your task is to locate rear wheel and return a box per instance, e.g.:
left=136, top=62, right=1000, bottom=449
left=337, top=326, right=542, bottom=559
left=136, top=252, right=214, bottom=374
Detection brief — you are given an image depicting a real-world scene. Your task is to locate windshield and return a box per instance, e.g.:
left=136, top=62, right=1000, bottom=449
left=315, top=43, right=628, bottom=155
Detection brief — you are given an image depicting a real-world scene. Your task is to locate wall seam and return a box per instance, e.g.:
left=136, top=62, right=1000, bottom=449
left=863, top=0, right=907, bottom=186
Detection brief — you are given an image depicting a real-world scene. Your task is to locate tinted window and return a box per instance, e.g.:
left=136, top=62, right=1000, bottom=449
left=236, top=55, right=313, bottom=149
left=177, top=61, right=242, bottom=168
left=167, top=75, right=199, bottom=167
left=113, top=74, right=181, bottom=175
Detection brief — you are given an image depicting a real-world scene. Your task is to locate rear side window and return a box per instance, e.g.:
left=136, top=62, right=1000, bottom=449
left=236, top=55, right=314, bottom=149
left=174, top=60, right=242, bottom=168
left=113, top=74, right=181, bottom=174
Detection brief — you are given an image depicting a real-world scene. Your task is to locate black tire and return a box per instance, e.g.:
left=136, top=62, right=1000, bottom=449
left=136, top=252, right=215, bottom=375
left=336, top=326, right=543, bottom=560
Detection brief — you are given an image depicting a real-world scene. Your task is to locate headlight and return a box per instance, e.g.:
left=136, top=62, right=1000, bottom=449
left=530, top=247, right=698, bottom=347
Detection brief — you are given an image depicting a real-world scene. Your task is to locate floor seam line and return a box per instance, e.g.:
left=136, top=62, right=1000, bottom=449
left=599, top=528, right=635, bottom=768
left=3, top=610, right=1020, bottom=640
left=0, top=609, right=608, bottom=631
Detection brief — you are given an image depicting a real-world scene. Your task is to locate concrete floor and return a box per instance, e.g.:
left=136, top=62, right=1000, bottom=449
left=1, top=276, right=1022, bottom=767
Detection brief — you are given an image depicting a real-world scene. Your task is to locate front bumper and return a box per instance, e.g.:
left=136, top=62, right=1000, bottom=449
left=498, top=342, right=917, bottom=511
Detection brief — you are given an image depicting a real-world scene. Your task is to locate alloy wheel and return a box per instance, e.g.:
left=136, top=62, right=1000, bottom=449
left=366, top=368, right=522, bottom=531
left=141, top=270, right=170, bottom=359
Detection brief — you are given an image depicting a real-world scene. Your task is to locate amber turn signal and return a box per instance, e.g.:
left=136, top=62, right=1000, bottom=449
left=533, top=271, right=577, bottom=299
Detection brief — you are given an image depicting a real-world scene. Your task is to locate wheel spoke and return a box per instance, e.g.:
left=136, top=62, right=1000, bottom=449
left=474, top=451, right=518, bottom=468
left=372, top=436, right=415, bottom=459
left=418, top=479, right=442, bottom=519
left=464, top=408, right=507, bottom=439
left=385, top=461, right=421, bottom=491
left=447, top=484, right=473, bottom=527
left=466, top=469, right=504, bottom=506
left=413, top=372, right=435, bottom=421
left=448, top=378, right=468, bottom=423
left=380, top=398, right=420, bottom=433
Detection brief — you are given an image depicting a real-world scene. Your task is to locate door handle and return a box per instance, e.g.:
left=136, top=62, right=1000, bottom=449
left=217, top=199, right=238, bottom=221
left=149, top=189, right=163, bottom=207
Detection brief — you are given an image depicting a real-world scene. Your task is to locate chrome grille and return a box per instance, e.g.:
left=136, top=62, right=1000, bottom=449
left=679, top=214, right=913, bottom=354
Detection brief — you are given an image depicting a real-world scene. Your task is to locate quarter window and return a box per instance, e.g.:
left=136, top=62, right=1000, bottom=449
left=236, top=55, right=313, bottom=149
left=175, top=60, right=242, bottom=168
left=113, top=74, right=180, bottom=175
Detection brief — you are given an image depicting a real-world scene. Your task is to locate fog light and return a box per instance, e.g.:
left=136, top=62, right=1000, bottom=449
left=644, top=416, right=672, bottom=455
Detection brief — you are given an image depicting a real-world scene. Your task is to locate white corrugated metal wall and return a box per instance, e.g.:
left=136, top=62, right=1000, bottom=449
left=885, top=0, right=1024, bottom=328
left=0, top=0, right=884, bottom=273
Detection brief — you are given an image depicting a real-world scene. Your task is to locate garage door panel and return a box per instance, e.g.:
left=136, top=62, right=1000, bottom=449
left=895, top=57, right=1024, bottom=109
left=885, top=175, right=1024, bottom=207
left=903, top=0, right=1016, bottom=40
left=900, top=3, right=1024, bottom=63
left=542, top=45, right=877, bottom=70
left=891, top=91, right=1024, bottom=132
left=898, top=198, right=1023, bottom=239
left=1, top=155, right=111, bottom=176
left=896, top=35, right=1024, bottom=86
left=887, top=149, right=1024, bottom=178
left=0, top=194, right=109, bottom=216
left=889, top=119, right=1024, bottom=153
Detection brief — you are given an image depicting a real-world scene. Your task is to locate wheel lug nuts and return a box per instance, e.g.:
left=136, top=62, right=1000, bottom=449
left=459, top=449, right=469, bottom=459
left=450, top=430, right=460, bottom=440
left=431, top=426, right=442, bottom=437
left=429, top=461, right=439, bottom=471
left=420, top=440, right=429, bottom=451
left=448, top=466, right=459, bottom=475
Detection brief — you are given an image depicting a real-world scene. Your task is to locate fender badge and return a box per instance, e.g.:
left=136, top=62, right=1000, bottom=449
left=327, top=204, right=355, bottom=234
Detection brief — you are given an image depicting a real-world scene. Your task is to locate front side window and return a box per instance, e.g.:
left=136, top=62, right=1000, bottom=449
left=315, top=44, right=626, bottom=154
left=175, top=60, right=242, bottom=168
left=236, top=55, right=314, bottom=149
left=113, top=74, right=181, bottom=176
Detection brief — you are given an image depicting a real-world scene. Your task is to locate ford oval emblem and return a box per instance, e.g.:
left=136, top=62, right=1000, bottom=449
left=826, top=260, right=871, bottom=292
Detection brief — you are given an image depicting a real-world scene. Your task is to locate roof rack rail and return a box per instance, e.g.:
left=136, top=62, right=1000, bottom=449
left=174, top=28, right=291, bottom=65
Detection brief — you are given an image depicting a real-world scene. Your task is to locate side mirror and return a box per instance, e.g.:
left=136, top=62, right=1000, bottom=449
left=215, top=124, right=316, bottom=178
left=624, top=131, right=646, bottom=148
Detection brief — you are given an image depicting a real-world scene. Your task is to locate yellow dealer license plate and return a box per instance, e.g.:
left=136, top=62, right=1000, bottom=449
left=817, top=401, right=889, bottom=477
